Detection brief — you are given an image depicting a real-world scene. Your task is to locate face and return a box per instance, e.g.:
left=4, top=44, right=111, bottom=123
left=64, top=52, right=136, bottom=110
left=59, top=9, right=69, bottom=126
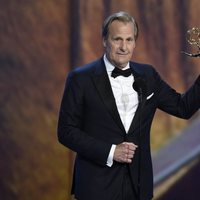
left=103, top=20, right=136, bottom=69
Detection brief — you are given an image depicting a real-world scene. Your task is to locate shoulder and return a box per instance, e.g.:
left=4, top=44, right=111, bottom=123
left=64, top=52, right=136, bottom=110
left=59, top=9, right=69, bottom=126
left=130, top=61, right=156, bottom=72
left=130, top=61, right=163, bottom=91
left=72, top=59, right=103, bottom=74
left=68, top=58, right=103, bottom=79
left=130, top=61, right=159, bottom=79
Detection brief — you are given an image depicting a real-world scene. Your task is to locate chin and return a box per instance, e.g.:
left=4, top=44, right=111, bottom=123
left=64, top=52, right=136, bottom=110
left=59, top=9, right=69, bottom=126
left=117, top=60, right=129, bottom=67
left=116, top=63, right=127, bottom=69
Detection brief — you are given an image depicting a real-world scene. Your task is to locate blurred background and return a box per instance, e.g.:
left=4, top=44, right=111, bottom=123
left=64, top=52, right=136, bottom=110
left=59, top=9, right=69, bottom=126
left=0, top=0, right=199, bottom=199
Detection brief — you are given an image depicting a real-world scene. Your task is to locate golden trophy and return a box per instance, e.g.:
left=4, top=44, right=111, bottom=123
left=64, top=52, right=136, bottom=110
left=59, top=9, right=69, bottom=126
left=181, top=27, right=200, bottom=57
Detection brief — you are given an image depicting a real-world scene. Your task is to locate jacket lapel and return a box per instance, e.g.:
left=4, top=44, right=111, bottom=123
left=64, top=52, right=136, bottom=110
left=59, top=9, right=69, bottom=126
left=91, top=59, right=149, bottom=135
left=91, top=59, right=126, bottom=133
left=128, top=63, right=147, bottom=134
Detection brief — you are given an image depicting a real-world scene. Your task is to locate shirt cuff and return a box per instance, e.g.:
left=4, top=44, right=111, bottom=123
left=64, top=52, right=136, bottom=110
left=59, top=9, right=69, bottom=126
left=106, top=144, right=116, bottom=167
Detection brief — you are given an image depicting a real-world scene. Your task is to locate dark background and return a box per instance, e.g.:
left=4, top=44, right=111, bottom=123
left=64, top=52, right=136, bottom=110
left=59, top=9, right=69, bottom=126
left=0, top=0, right=199, bottom=199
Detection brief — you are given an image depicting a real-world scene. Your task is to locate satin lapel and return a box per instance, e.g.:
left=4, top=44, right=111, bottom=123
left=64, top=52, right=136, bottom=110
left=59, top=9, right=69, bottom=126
left=91, top=60, right=126, bottom=133
left=128, top=63, right=147, bottom=134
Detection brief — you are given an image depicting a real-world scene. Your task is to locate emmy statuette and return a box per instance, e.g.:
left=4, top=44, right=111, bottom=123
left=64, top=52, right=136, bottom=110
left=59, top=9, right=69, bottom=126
left=181, top=27, right=200, bottom=58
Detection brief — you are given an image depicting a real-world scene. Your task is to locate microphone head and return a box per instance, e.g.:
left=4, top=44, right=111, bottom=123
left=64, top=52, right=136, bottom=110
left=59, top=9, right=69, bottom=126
left=133, top=77, right=147, bottom=95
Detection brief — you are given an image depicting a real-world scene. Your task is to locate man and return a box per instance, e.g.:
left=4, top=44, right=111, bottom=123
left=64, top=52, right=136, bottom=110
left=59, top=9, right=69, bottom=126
left=57, top=11, right=200, bottom=200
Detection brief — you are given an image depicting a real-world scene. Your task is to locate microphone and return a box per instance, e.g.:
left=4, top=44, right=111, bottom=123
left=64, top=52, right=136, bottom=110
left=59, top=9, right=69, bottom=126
left=133, top=77, right=147, bottom=103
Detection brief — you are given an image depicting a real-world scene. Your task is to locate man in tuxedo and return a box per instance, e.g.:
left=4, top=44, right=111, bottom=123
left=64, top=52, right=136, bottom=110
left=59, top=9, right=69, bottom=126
left=57, top=11, right=200, bottom=200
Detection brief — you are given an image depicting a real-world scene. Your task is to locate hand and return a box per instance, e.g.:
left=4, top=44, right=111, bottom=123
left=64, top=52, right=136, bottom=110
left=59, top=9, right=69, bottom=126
left=113, top=142, right=138, bottom=163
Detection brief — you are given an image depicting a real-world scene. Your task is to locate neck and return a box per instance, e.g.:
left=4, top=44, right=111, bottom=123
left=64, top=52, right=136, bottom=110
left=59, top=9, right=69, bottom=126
left=105, top=54, right=129, bottom=70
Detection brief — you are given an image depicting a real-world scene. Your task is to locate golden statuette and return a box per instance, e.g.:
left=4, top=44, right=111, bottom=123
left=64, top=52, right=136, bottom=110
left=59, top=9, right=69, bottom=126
left=181, top=27, right=200, bottom=57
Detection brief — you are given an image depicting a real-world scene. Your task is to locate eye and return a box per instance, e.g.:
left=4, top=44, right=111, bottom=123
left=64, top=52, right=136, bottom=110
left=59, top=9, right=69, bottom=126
left=111, top=37, right=122, bottom=44
left=113, top=37, right=121, bottom=41
left=127, top=38, right=134, bottom=42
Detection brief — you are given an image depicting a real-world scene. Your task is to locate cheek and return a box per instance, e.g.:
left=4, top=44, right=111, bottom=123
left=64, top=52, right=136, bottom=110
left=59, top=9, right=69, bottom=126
left=129, top=44, right=136, bottom=53
left=106, top=44, right=117, bottom=55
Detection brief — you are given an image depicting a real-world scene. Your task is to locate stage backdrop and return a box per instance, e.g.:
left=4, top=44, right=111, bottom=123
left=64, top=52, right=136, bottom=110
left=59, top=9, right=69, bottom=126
left=0, top=0, right=199, bottom=200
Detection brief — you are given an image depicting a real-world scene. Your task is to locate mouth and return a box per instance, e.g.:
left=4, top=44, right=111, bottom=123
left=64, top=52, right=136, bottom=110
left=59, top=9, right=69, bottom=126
left=117, top=53, right=128, bottom=55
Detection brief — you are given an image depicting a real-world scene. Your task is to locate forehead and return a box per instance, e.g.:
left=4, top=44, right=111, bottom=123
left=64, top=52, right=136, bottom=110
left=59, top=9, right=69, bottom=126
left=108, top=20, right=135, bottom=36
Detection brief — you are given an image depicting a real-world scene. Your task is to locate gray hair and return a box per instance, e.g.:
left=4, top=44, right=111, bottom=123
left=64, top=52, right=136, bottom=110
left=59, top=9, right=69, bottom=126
left=102, top=11, right=139, bottom=40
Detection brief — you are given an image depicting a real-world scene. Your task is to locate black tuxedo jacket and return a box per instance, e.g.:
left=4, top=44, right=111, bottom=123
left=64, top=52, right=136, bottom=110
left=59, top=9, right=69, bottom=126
left=57, top=58, right=200, bottom=200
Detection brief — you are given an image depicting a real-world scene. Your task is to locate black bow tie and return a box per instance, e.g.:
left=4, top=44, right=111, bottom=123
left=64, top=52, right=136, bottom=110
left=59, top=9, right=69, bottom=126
left=111, top=67, right=132, bottom=78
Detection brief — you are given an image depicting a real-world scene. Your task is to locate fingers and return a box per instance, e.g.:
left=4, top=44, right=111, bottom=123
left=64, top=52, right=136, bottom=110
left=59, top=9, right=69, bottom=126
left=113, top=142, right=138, bottom=163
left=124, top=143, right=137, bottom=163
left=123, top=142, right=138, bottom=151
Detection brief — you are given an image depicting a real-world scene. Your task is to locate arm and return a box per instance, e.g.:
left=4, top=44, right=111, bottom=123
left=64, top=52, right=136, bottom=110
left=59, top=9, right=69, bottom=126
left=57, top=71, right=112, bottom=166
left=155, top=71, right=200, bottom=118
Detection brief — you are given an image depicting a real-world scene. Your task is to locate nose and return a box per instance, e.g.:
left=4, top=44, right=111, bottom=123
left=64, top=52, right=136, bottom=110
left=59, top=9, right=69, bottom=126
left=119, top=40, right=127, bottom=51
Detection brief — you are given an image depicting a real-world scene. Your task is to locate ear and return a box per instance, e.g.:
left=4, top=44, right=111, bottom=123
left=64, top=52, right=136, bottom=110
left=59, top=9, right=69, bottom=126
left=103, top=38, right=106, bottom=48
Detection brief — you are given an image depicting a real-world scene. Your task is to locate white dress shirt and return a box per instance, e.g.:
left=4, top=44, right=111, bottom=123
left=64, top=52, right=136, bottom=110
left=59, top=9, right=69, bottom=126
left=103, top=55, right=139, bottom=167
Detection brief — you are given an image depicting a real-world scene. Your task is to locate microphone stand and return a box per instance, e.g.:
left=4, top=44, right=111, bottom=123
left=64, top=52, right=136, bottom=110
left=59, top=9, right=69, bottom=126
left=133, top=78, right=146, bottom=200
left=137, top=89, right=143, bottom=200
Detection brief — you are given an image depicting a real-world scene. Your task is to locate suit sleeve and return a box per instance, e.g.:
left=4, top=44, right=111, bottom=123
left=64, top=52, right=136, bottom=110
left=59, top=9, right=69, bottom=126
left=155, top=70, right=200, bottom=119
left=57, top=71, right=112, bottom=166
